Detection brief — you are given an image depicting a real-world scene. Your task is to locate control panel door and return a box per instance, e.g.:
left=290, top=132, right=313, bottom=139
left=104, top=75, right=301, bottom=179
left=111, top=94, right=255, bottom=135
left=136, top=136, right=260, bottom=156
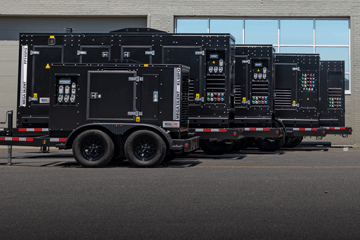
left=274, top=63, right=298, bottom=110
left=121, top=46, right=152, bottom=64
left=31, top=46, right=63, bottom=106
left=234, top=55, right=249, bottom=108
left=87, top=71, right=135, bottom=121
left=79, top=46, right=111, bottom=63
left=136, top=74, right=159, bottom=120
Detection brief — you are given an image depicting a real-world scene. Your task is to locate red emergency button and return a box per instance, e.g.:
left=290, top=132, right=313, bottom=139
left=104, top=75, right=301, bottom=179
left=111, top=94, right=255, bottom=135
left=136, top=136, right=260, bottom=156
left=217, top=98, right=220, bottom=102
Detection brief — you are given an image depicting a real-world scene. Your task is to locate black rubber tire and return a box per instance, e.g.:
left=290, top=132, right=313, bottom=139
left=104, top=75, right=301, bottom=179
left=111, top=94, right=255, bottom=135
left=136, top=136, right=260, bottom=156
left=72, top=129, right=114, bottom=167
left=283, top=136, right=303, bottom=148
left=200, top=140, right=234, bottom=155
left=124, top=130, right=166, bottom=167
left=162, top=150, right=178, bottom=163
left=230, top=138, right=250, bottom=152
left=255, top=122, right=285, bottom=151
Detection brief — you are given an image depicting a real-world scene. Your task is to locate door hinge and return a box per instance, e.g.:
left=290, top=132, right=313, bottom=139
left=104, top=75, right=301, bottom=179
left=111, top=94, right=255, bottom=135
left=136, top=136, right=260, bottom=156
left=195, top=51, right=205, bottom=56
left=30, top=51, right=40, bottom=55
left=127, top=111, right=143, bottom=117
left=292, top=67, right=300, bottom=71
left=145, top=50, right=155, bottom=56
left=242, top=60, right=250, bottom=64
left=77, top=50, right=87, bottom=55
left=128, top=76, right=143, bottom=82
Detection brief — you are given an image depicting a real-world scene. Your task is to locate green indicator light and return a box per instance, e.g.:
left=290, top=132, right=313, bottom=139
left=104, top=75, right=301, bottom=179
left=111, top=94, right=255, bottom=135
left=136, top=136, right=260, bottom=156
left=207, top=98, right=210, bottom=101
left=207, top=93, right=210, bottom=97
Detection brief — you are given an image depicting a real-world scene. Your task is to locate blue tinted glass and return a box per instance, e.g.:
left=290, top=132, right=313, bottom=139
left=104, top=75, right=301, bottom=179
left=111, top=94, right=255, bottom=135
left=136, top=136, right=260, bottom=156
left=316, top=47, right=349, bottom=72
left=210, top=19, right=243, bottom=43
left=244, top=20, right=278, bottom=44
left=315, top=20, right=349, bottom=45
left=176, top=19, right=208, bottom=33
left=345, top=74, right=349, bottom=91
left=280, top=47, right=314, bottom=54
left=280, top=20, right=313, bottom=45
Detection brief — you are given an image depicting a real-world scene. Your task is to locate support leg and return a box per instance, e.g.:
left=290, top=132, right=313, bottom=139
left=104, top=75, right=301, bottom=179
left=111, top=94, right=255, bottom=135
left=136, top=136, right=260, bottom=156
left=7, top=145, right=12, bottom=166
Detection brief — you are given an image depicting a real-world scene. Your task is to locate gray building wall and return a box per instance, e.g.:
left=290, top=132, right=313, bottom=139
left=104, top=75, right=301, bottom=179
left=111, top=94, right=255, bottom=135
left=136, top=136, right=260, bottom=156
left=0, top=0, right=358, bottom=145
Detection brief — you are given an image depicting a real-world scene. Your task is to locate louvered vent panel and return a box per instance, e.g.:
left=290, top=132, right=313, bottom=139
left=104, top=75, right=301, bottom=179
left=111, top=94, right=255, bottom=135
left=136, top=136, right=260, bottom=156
left=274, top=89, right=292, bottom=108
left=234, top=85, right=242, bottom=107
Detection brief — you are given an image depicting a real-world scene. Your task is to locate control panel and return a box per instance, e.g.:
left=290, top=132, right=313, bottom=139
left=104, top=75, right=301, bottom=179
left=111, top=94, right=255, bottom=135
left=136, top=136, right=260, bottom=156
left=301, top=72, right=316, bottom=92
left=206, top=51, right=226, bottom=103
left=251, top=60, right=270, bottom=106
left=56, top=77, right=77, bottom=105
left=328, top=97, right=342, bottom=108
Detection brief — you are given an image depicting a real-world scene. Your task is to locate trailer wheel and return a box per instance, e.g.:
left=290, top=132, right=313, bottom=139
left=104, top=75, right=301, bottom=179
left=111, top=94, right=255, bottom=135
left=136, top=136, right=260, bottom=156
left=125, top=130, right=166, bottom=167
left=230, top=138, right=249, bottom=152
left=283, top=136, right=303, bottom=148
left=255, top=122, right=285, bottom=151
left=162, top=150, right=178, bottom=163
left=72, top=130, right=114, bottom=167
left=200, top=140, right=233, bottom=155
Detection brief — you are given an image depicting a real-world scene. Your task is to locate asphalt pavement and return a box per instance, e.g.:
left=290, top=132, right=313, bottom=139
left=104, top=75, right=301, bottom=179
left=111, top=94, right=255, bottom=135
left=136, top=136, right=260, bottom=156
left=0, top=143, right=360, bottom=240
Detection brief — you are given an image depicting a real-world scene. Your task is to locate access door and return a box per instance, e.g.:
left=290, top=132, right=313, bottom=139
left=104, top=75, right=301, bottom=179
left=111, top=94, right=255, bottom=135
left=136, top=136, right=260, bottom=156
left=87, top=71, right=135, bottom=121
left=31, top=46, right=63, bottom=106
left=274, top=63, right=298, bottom=111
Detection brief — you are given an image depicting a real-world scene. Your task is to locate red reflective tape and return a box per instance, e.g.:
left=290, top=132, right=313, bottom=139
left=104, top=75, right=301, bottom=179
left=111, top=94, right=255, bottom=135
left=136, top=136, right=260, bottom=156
left=203, top=129, right=211, bottom=132
left=340, top=127, right=346, bottom=130
left=329, top=127, right=335, bottom=130
left=249, top=128, right=256, bottom=131
left=0, top=137, right=5, bottom=141
left=26, top=138, right=33, bottom=142
left=34, top=128, right=43, bottom=132
left=263, top=128, right=270, bottom=131
left=219, top=129, right=227, bottom=132
left=311, top=129, right=317, bottom=131
left=299, top=128, right=305, bottom=131
left=59, top=138, right=67, bottom=142
left=18, top=128, right=26, bottom=132
left=12, top=137, right=19, bottom=141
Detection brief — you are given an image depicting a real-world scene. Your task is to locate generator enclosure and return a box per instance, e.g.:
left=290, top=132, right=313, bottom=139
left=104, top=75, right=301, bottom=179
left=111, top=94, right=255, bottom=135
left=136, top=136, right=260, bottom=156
left=319, top=61, right=345, bottom=127
left=17, top=29, right=235, bottom=129
left=274, top=54, right=320, bottom=127
left=45, top=63, right=190, bottom=137
left=234, top=45, right=274, bottom=127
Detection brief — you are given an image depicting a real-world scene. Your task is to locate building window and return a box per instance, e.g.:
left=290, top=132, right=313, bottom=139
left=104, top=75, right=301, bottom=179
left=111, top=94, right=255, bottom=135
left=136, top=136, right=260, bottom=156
left=175, top=18, right=351, bottom=94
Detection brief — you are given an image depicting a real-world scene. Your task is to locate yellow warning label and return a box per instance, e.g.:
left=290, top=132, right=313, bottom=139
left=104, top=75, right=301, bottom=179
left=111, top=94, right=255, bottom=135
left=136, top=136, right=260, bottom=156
left=33, top=93, right=37, bottom=98
left=212, top=61, right=215, bottom=64
left=307, top=98, right=309, bottom=100
left=144, top=64, right=149, bottom=67
left=136, top=117, right=140, bottom=122
left=293, top=100, right=296, bottom=104
left=45, top=63, right=50, bottom=69
left=49, top=35, right=55, bottom=39
left=196, top=93, right=200, bottom=99
left=243, top=97, right=246, bottom=102
left=257, top=69, right=260, bottom=72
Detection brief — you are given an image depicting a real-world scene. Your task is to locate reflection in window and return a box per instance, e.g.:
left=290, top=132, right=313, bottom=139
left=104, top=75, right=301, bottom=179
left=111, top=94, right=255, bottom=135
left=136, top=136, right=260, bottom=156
left=316, top=47, right=349, bottom=72
left=280, top=20, right=313, bottom=45
left=315, top=20, right=349, bottom=45
left=345, top=74, right=349, bottom=91
left=244, top=20, right=278, bottom=44
left=280, top=47, right=313, bottom=54
left=177, top=19, right=208, bottom=33
left=210, top=19, right=243, bottom=43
